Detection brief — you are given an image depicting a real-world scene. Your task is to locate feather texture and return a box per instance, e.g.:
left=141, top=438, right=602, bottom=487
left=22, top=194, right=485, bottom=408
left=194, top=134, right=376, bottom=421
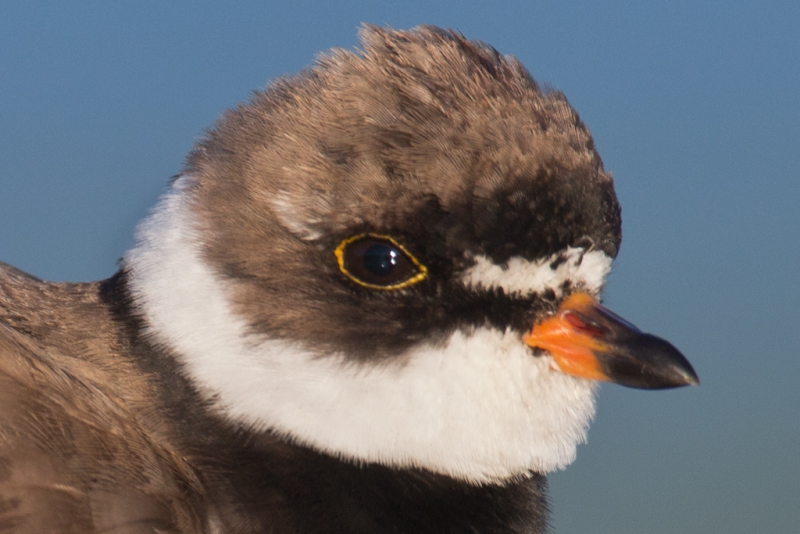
left=0, top=264, right=207, bottom=533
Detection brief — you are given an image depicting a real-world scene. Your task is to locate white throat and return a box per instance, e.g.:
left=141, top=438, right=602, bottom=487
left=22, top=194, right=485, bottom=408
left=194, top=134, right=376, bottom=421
left=126, top=175, right=609, bottom=484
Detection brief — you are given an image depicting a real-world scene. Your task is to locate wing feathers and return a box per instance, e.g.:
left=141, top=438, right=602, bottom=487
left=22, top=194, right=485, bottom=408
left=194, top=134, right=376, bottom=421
left=0, top=323, right=207, bottom=533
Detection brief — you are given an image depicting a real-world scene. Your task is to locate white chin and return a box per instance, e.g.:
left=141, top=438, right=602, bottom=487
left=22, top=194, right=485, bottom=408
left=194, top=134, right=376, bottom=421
left=209, top=329, right=599, bottom=484
left=126, top=175, right=599, bottom=484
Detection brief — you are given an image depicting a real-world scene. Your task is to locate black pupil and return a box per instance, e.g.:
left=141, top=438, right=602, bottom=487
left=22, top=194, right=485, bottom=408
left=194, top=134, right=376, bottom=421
left=342, top=236, right=420, bottom=288
left=363, top=244, right=397, bottom=276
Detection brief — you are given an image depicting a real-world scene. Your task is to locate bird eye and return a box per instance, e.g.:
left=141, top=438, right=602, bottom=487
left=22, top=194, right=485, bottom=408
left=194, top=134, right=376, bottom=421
left=334, top=234, right=427, bottom=290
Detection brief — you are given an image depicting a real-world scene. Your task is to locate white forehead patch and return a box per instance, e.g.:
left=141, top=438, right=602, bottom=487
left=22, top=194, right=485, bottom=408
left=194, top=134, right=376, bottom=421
left=126, top=175, right=599, bottom=484
left=461, top=248, right=612, bottom=298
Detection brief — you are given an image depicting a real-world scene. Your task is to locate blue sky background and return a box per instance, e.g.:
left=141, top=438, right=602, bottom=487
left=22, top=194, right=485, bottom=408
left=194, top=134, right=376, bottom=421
left=1, top=2, right=798, bottom=532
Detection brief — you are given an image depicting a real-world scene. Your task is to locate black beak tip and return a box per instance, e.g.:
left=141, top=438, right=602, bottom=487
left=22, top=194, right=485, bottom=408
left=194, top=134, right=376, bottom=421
left=677, top=361, right=700, bottom=387
left=647, top=336, right=700, bottom=389
left=655, top=360, right=700, bottom=389
left=602, top=333, right=700, bottom=390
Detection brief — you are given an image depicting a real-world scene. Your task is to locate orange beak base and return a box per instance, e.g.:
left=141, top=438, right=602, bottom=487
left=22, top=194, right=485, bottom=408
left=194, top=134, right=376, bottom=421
left=524, top=293, right=699, bottom=389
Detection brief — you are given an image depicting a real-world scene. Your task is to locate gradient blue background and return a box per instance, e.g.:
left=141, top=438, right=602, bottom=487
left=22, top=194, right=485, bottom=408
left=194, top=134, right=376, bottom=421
left=1, top=2, right=798, bottom=532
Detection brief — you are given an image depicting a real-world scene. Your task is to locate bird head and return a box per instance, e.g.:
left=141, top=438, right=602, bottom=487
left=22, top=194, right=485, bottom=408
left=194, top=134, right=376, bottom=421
left=126, top=25, right=696, bottom=484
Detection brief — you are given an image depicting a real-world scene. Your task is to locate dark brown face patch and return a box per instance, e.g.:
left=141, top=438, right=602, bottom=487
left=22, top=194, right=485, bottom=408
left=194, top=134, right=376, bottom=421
left=183, top=25, right=621, bottom=362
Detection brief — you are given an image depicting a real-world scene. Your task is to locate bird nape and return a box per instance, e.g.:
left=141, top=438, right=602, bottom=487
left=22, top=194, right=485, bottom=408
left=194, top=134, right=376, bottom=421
left=0, top=25, right=697, bottom=534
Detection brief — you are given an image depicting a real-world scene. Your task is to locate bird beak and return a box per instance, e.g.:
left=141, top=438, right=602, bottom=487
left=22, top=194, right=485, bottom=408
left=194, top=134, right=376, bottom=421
left=523, top=292, right=699, bottom=389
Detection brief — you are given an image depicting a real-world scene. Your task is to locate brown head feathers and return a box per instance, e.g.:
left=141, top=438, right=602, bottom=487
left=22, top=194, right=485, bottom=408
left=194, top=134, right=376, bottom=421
left=187, top=24, right=619, bottom=258
left=177, top=26, right=621, bottom=360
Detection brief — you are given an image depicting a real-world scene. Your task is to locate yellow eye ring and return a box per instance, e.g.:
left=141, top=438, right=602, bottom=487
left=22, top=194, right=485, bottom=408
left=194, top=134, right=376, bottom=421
left=334, top=233, right=428, bottom=290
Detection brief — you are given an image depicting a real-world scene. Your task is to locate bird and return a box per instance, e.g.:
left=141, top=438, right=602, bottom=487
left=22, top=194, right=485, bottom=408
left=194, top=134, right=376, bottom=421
left=0, top=25, right=698, bottom=533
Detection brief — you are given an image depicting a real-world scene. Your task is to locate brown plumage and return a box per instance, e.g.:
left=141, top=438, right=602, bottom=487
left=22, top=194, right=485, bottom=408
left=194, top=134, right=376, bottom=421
left=0, top=264, right=206, bottom=533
